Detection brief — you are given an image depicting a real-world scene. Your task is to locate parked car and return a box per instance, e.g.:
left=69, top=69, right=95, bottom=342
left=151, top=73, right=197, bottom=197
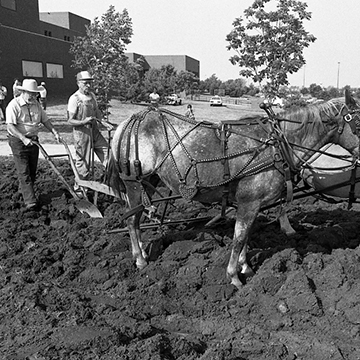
left=210, top=95, right=222, bottom=106
left=166, top=94, right=182, bottom=105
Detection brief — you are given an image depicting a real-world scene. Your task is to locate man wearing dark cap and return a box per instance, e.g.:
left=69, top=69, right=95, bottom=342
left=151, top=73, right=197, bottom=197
left=67, top=71, right=109, bottom=193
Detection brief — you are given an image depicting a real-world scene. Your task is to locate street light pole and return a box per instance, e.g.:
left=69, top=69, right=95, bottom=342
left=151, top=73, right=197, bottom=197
left=302, top=65, right=306, bottom=88
left=337, top=62, right=340, bottom=90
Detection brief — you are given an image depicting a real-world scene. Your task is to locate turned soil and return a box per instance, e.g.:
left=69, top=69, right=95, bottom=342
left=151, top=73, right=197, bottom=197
left=1, top=100, right=360, bottom=360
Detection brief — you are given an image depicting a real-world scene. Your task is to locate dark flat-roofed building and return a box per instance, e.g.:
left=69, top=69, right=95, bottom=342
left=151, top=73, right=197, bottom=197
left=0, top=0, right=89, bottom=99
left=126, top=53, right=200, bottom=78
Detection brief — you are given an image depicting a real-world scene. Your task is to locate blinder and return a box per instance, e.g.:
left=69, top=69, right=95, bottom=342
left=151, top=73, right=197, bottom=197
left=337, top=104, right=360, bottom=136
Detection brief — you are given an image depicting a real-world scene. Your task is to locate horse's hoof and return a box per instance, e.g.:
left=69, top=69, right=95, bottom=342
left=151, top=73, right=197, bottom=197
left=136, top=260, right=148, bottom=270
left=240, top=264, right=255, bottom=277
left=230, top=277, right=243, bottom=290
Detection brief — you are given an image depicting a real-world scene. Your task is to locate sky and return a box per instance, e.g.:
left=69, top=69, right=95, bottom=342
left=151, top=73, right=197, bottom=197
left=38, top=0, right=360, bottom=88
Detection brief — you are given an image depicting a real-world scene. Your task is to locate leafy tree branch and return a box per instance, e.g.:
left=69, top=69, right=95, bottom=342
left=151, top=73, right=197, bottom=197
left=226, top=0, right=316, bottom=98
left=70, top=6, right=133, bottom=114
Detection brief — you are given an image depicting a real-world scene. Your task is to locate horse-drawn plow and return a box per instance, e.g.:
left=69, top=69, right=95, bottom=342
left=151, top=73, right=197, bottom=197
left=33, top=90, right=360, bottom=290
left=39, top=92, right=360, bottom=233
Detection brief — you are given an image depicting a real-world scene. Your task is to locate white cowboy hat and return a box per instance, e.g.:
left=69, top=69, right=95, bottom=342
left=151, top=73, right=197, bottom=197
left=76, top=71, right=94, bottom=81
left=16, top=79, right=44, bottom=93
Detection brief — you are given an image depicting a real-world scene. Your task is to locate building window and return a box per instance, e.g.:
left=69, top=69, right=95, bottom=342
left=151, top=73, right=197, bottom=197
left=45, top=30, right=48, bottom=36
left=46, top=63, right=64, bottom=79
left=1, top=0, right=16, bottom=11
left=22, top=60, right=43, bottom=77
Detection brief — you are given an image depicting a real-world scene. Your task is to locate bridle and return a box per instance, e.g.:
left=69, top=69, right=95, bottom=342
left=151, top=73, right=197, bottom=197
left=336, top=103, right=360, bottom=136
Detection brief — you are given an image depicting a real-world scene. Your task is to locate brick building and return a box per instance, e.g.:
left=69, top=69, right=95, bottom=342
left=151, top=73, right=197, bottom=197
left=0, top=0, right=89, bottom=99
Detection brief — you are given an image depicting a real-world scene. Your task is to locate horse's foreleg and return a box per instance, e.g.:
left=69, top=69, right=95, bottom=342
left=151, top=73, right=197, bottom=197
left=278, top=207, right=296, bottom=236
left=227, top=206, right=258, bottom=289
left=127, top=211, right=148, bottom=269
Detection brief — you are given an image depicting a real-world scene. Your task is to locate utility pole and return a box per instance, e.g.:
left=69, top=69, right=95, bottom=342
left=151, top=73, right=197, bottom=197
left=337, top=62, right=340, bottom=90
left=302, top=65, right=306, bottom=88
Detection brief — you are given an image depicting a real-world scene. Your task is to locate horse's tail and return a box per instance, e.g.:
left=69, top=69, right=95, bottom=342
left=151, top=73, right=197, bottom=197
left=106, top=152, right=126, bottom=195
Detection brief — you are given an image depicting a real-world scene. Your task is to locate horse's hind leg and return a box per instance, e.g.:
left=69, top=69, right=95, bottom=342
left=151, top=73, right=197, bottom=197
left=227, top=204, right=258, bottom=289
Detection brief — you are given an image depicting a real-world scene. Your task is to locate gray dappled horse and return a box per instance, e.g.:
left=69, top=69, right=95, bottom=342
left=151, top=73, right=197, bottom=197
left=108, top=91, right=360, bottom=289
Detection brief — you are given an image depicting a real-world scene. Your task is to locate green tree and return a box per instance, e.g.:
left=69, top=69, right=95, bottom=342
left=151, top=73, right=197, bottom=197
left=226, top=0, right=316, bottom=98
left=309, top=83, right=323, bottom=98
left=300, top=87, right=309, bottom=95
left=70, top=6, right=133, bottom=114
left=199, top=74, right=222, bottom=95
left=142, top=65, right=178, bottom=102
left=224, top=78, right=247, bottom=97
left=327, top=86, right=340, bottom=99
left=176, top=71, right=199, bottom=97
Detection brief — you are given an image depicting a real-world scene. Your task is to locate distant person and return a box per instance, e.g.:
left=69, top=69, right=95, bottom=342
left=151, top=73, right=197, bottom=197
left=185, top=104, right=195, bottom=119
left=149, top=88, right=160, bottom=107
left=13, top=78, right=21, bottom=98
left=6, top=79, right=61, bottom=210
left=39, top=82, right=47, bottom=110
left=67, top=71, right=109, bottom=194
left=0, top=79, right=7, bottom=122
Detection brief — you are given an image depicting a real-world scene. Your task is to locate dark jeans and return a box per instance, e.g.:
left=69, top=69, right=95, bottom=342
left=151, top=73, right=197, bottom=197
left=8, top=135, right=39, bottom=205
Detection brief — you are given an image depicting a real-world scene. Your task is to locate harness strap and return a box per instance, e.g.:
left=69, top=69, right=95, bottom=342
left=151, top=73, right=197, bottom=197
left=118, top=110, right=150, bottom=176
left=133, top=116, right=142, bottom=178
left=348, top=166, right=357, bottom=209
left=220, top=123, right=230, bottom=217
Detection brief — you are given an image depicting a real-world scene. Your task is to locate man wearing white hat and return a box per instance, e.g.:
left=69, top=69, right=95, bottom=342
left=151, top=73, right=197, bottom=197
left=67, top=71, right=109, bottom=193
left=6, top=79, right=61, bottom=210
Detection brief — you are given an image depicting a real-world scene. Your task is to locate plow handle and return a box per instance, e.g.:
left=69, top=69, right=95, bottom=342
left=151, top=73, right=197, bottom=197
left=33, top=141, right=81, bottom=200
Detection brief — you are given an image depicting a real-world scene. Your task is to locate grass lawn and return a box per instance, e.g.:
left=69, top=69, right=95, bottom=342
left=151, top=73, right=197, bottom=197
left=0, top=97, right=266, bottom=145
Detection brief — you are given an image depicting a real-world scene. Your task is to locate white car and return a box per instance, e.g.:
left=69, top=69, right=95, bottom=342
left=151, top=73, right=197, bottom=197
left=166, top=94, right=182, bottom=105
left=210, top=95, right=222, bottom=106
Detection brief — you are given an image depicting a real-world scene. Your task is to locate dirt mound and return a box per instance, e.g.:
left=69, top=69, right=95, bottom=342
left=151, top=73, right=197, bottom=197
left=0, top=156, right=359, bottom=359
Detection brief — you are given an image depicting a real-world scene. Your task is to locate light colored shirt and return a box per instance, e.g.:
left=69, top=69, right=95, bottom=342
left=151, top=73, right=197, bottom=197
left=6, top=96, right=49, bottom=136
left=13, top=82, right=21, bottom=97
left=68, top=90, right=99, bottom=119
left=149, top=92, right=160, bottom=105
left=0, top=86, right=7, bottom=100
left=185, top=108, right=195, bottom=119
left=39, top=88, right=47, bottom=98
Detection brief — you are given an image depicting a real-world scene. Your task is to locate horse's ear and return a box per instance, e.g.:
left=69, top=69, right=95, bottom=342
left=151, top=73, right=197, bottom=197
left=345, top=89, right=356, bottom=107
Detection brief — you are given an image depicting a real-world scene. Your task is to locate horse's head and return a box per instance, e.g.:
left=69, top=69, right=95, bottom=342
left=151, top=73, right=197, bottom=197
left=332, top=89, right=360, bottom=159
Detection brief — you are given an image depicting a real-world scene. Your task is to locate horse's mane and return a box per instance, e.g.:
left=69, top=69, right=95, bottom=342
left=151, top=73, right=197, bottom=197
left=277, top=97, right=346, bottom=138
left=280, top=97, right=344, bottom=125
